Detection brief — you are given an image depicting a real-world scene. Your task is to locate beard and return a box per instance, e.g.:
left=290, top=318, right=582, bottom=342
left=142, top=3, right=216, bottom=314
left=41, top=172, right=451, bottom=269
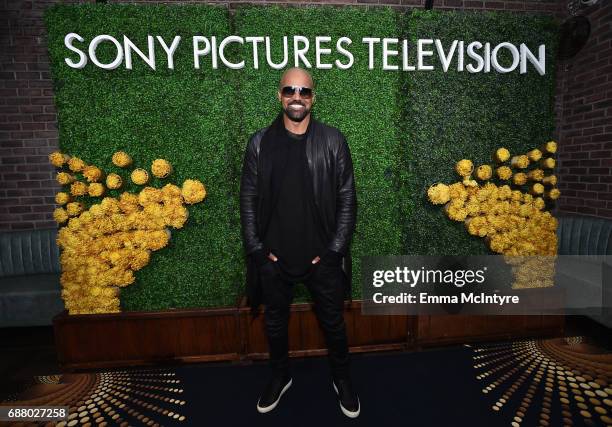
left=283, top=101, right=311, bottom=122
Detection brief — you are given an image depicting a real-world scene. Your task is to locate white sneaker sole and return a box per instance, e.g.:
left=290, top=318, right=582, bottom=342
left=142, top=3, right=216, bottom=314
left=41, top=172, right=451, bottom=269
left=333, top=381, right=360, bottom=418
left=256, top=378, right=292, bottom=413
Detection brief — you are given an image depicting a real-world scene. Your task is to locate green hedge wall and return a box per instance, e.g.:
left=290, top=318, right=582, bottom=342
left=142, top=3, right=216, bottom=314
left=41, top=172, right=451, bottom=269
left=232, top=6, right=404, bottom=301
left=399, top=10, right=558, bottom=255
left=45, top=4, right=244, bottom=310
left=44, top=5, right=558, bottom=309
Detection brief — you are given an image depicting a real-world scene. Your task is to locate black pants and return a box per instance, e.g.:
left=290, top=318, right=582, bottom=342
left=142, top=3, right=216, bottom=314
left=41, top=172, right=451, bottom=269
left=259, top=260, right=350, bottom=379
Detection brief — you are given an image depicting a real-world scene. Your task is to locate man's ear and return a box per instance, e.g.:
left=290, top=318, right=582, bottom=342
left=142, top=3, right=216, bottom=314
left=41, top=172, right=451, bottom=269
left=277, top=91, right=282, bottom=102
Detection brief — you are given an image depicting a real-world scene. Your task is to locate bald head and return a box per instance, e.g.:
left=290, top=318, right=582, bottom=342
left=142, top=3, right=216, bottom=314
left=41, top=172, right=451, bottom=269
left=279, top=67, right=314, bottom=90
left=277, top=67, right=315, bottom=123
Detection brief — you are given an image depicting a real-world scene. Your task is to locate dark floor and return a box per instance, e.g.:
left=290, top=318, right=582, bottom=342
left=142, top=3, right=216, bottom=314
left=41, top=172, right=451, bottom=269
left=1, top=315, right=610, bottom=403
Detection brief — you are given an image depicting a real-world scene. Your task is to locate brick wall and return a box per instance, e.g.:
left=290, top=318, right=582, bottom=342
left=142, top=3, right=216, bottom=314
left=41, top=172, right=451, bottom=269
left=0, top=0, right=579, bottom=231
left=555, top=0, right=612, bottom=219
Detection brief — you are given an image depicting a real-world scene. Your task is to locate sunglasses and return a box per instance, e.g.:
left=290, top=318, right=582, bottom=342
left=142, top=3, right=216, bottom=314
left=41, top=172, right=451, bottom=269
left=280, top=85, right=314, bottom=99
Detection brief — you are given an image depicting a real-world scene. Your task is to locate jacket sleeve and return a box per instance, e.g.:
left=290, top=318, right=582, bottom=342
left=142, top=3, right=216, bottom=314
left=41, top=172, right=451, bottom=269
left=240, top=132, right=265, bottom=256
left=328, top=132, right=357, bottom=255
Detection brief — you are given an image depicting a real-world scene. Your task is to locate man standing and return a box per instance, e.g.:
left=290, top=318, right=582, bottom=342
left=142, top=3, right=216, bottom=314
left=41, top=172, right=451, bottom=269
left=239, top=67, right=359, bottom=418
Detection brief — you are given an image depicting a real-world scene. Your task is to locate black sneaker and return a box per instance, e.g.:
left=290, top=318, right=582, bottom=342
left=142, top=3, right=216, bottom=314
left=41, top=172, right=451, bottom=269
left=332, top=377, right=360, bottom=418
left=256, top=373, right=292, bottom=413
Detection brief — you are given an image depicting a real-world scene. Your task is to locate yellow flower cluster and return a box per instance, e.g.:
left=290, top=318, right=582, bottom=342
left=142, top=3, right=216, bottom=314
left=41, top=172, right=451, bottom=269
left=429, top=142, right=561, bottom=289
left=49, top=151, right=207, bottom=315
left=505, top=256, right=556, bottom=288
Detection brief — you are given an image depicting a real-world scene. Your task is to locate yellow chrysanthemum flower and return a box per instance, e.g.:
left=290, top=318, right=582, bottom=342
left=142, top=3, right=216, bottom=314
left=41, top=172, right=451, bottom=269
left=542, top=175, right=557, bottom=186
left=534, top=197, right=545, bottom=210
left=455, top=159, right=474, bottom=177
left=181, top=179, right=207, bottom=204
left=83, top=165, right=103, bottom=183
left=530, top=183, right=545, bottom=195
left=112, top=151, right=132, bottom=168
left=512, top=173, right=527, bottom=186
left=542, top=141, right=557, bottom=154
left=138, top=187, right=163, bottom=206
left=88, top=182, right=105, bottom=197
left=448, top=182, right=468, bottom=201
left=49, top=151, right=69, bottom=168
left=510, top=155, right=530, bottom=169
left=444, top=202, right=468, bottom=222
left=118, top=192, right=140, bottom=214
left=131, top=168, right=149, bottom=185
left=475, top=165, right=492, bottom=180
left=100, top=197, right=121, bottom=214
left=541, top=158, right=556, bottom=169
left=496, top=166, right=512, bottom=180
left=56, top=172, right=75, bottom=185
left=70, top=181, right=88, bottom=196
left=546, top=188, right=561, bottom=200
left=495, top=148, right=511, bottom=163
left=66, top=202, right=83, bottom=217
left=528, top=169, right=544, bottom=181
left=68, top=157, right=86, bottom=172
left=55, top=192, right=70, bottom=205
left=53, top=207, right=69, bottom=224
left=527, top=149, right=542, bottom=162
left=151, top=159, right=173, bottom=179
left=106, top=173, right=123, bottom=190
left=427, top=183, right=450, bottom=205
left=498, top=185, right=512, bottom=200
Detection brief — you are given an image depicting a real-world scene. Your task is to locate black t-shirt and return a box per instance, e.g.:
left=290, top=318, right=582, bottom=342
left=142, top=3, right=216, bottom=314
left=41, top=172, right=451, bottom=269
left=263, top=128, right=326, bottom=282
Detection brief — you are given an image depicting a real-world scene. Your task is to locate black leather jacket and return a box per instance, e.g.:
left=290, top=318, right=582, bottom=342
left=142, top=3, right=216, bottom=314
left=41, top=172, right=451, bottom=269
left=240, top=116, right=357, bottom=313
